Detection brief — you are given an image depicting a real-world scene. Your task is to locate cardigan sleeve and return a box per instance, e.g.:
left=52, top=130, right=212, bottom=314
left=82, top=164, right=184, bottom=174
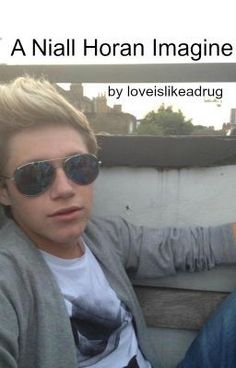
left=103, top=217, right=236, bottom=278
left=0, top=289, right=19, bottom=368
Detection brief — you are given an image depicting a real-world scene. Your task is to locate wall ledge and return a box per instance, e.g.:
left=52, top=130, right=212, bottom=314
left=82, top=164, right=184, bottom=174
left=97, top=135, right=236, bottom=168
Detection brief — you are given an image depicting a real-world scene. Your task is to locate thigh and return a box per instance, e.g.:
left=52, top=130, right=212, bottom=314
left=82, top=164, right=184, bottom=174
left=177, top=291, right=236, bottom=368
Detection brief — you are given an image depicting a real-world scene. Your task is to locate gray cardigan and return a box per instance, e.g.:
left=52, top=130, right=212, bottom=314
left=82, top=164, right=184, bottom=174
left=0, top=216, right=236, bottom=368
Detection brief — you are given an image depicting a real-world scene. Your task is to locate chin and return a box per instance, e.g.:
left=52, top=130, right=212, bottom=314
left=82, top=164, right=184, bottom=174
left=55, top=223, right=87, bottom=243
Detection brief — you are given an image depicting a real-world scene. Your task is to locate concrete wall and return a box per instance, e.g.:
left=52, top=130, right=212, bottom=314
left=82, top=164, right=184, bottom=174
left=93, top=165, right=236, bottom=227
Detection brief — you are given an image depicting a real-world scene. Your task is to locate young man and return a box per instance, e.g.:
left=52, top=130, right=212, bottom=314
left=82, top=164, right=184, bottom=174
left=0, top=77, right=236, bottom=368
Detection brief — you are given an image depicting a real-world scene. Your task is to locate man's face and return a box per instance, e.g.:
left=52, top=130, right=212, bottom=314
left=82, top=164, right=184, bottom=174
left=0, top=125, right=94, bottom=256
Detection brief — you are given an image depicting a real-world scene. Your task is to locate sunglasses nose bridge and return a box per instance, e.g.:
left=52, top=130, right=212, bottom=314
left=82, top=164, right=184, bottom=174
left=49, top=165, right=76, bottom=197
left=52, top=159, right=71, bottom=181
left=48, top=158, right=69, bottom=180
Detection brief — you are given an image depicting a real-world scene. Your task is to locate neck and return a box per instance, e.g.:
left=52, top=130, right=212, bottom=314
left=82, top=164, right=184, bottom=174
left=36, top=239, right=84, bottom=259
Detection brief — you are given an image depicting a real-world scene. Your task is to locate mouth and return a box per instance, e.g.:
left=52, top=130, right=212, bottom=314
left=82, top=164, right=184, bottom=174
left=48, top=206, right=84, bottom=220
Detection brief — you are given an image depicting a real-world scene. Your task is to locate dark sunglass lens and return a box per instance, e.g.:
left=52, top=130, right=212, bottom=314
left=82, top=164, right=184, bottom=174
left=65, top=154, right=99, bottom=185
left=15, top=162, right=54, bottom=196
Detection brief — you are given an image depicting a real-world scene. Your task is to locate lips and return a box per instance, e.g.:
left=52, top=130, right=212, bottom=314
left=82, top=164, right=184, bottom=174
left=48, top=206, right=83, bottom=218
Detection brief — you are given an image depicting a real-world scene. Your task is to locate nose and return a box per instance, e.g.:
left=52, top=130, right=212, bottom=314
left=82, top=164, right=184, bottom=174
left=49, top=167, right=75, bottom=200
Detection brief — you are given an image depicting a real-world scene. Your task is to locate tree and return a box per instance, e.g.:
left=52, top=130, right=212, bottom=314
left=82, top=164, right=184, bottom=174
left=136, top=104, right=194, bottom=135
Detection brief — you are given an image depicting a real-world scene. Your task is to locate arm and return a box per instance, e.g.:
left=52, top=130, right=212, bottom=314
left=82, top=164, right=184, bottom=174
left=0, top=292, right=19, bottom=368
left=0, top=251, right=21, bottom=368
left=117, top=218, right=236, bottom=279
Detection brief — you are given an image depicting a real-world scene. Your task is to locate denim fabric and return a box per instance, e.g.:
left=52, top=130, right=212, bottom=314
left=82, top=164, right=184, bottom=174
left=178, top=290, right=236, bottom=368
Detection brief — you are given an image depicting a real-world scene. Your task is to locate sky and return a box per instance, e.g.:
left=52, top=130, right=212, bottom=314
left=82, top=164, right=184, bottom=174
left=1, top=0, right=236, bottom=129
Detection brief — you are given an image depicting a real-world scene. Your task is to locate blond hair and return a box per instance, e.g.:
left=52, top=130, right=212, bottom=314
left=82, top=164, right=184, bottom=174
left=0, top=76, right=98, bottom=176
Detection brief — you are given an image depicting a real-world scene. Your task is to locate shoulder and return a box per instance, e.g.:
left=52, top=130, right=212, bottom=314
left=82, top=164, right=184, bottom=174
left=87, top=214, right=128, bottom=230
left=0, top=219, right=35, bottom=260
left=0, top=219, right=50, bottom=288
left=85, top=215, right=133, bottom=241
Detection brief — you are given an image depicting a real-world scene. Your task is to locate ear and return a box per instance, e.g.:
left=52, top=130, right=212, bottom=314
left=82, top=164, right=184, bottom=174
left=0, top=182, right=12, bottom=206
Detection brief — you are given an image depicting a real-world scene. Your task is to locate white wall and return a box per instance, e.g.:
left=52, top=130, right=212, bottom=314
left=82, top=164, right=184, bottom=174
left=93, top=165, right=236, bottom=227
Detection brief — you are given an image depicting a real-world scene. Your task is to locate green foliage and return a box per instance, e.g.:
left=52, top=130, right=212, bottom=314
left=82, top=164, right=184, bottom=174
left=136, top=104, right=194, bottom=136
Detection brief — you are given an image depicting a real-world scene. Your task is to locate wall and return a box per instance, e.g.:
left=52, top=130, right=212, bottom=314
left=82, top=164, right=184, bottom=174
left=93, top=165, right=236, bottom=227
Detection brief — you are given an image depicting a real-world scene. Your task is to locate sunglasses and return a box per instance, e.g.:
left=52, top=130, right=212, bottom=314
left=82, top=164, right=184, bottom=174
left=2, top=153, right=100, bottom=197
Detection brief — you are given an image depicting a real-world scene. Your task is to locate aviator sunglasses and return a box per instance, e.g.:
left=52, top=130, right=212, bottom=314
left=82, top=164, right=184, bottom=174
left=1, top=153, right=101, bottom=197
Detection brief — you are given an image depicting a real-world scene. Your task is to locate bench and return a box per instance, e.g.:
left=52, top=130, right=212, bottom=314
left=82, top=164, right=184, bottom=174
left=133, top=266, right=236, bottom=367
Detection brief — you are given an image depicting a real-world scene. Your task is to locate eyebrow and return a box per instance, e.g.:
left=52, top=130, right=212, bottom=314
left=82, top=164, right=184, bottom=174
left=16, top=151, right=86, bottom=167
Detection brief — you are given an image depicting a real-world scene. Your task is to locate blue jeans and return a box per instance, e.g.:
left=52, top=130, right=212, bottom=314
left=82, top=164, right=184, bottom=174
left=177, top=290, right=236, bottom=367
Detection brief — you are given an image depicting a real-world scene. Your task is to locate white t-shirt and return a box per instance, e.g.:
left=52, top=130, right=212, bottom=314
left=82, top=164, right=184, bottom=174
left=40, top=242, right=151, bottom=368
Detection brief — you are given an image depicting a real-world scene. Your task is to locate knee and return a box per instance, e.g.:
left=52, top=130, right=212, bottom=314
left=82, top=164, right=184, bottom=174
left=210, top=290, right=236, bottom=329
